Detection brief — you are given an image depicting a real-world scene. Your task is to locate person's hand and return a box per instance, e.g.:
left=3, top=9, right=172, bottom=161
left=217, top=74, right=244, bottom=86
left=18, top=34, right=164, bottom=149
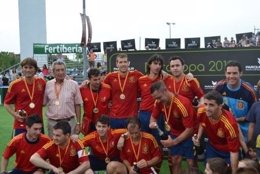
left=186, top=72, right=194, bottom=80
left=160, top=135, right=175, bottom=147
left=74, top=123, right=80, bottom=134
left=192, top=134, right=200, bottom=146
left=15, top=110, right=26, bottom=122
left=149, top=122, right=157, bottom=129
left=137, top=159, right=148, bottom=169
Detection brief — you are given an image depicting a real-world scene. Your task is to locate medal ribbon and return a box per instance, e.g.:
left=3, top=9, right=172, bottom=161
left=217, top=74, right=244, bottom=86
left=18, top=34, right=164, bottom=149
left=58, top=139, right=70, bottom=167
left=98, top=136, right=109, bottom=157
left=163, top=96, right=174, bottom=123
left=129, top=132, right=142, bottom=161
left=55, top=81, right=63, bottom=101
left=118, top=72, right=129, bottom=94
left=23, top=77, right=35, bottom=103
left=173, top=77, right=185, bottom=94
left=90, top=86, right=99, bottom=108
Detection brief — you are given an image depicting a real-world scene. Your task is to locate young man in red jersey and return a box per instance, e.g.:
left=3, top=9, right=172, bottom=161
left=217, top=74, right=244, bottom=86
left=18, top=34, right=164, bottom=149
left=103, top=53, right=143, bottom=129
left=149, top=80, right=197, bottom=174
left=192, top=90, right=240, bottom=174
left=1, top=115, right=50, bottom=174
left=80, top=68, right=111, bottom=135
left=30, top=121, right=90, bottom=174
left=81, top=115, right=127, bottom=174
left=4, top=58, right=46, bottom=136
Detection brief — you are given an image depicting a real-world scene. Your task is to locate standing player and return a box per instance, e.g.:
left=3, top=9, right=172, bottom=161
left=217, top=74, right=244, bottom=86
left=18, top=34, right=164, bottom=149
left=80, top=68, right=111, bottom=135
left=215, top=61, right=257, bottom=140
left=103, top=53, right=143, bottom=128
left=4, top=57, right=46, bottom=135
left=1, top=115, right=50, bottom=174
left=169, top=56, right=204, bottom=103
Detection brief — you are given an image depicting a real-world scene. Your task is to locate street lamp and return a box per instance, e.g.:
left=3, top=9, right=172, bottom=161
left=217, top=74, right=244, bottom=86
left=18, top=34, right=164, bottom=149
left=166, top=22, right=175, bottom=39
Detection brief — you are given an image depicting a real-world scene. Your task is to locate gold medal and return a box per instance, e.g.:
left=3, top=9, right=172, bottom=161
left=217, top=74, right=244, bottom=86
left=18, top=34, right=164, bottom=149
left=165, top=121, right=171, bottom=132
left=120, top=93, right=126, bottom=100
left=105, top=157, right=110, bottom=163
left=93, top=107, right=99, bottom=113
left=58, top=167, right=63, bottom=172
left=55, top=100, right=60, bottom=106
left=29, top=102, right=35, bottom=109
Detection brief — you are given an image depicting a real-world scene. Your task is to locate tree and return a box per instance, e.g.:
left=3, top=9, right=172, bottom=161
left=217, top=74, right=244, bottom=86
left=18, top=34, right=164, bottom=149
left=0, top=52, right=20, bottom=73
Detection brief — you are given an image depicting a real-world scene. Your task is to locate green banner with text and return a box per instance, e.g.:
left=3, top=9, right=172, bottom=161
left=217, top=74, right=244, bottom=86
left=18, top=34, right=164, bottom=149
left=33, top=43, right=83, bottom=54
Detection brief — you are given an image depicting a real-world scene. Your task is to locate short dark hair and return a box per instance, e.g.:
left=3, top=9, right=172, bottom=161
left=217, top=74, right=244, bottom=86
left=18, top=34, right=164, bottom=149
left=225, top=61, right=242, bottom=72
left=53, top=121, right=71, bottom=135
left=146, top=54, right=164, bottom=75
left=150, top=80, right=167, bottom=94
left=20, top=57, right=38, bottom=70
left=204, top=90, right=223, bottom=105
left=26, top=115, right=42, bottom=127
left=127, top=117, right=141, bottom=129
left=207, top=157, right=228, bottom=174
left=169, top=56, right=185, bottom=65
left=116, top=53, right=128, bottom=61
left=97, top=115, right=110, bottom=126
left=88, top=68, right=101, bottom=79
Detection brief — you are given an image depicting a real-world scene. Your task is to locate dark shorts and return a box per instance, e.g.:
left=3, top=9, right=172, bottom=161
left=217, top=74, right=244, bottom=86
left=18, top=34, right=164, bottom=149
left=109, top=117, right=129, bottom=129
left=88, top=155, right=121, bottom=171
left=169, top=135, right=194, bottom=159
left=206, top=142, right=230, bottom=164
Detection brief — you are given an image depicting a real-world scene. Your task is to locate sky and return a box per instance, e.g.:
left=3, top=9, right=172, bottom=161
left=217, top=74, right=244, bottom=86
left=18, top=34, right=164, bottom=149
left=0, top=0, right=260, bottom=53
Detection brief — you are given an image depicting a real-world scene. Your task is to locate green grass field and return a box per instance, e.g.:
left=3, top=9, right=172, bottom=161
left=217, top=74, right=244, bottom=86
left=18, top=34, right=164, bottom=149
left=0, top=105, right=205, bottom=173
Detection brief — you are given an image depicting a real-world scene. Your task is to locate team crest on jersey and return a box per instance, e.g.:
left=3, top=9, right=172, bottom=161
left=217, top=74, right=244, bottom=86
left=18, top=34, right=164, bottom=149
left=101, top=97, right=106, bottom=102
left=84, top=97, right=89, bottom=101
left=113, top=79, right=118, bottom=83
left=127, top=148, right=131, bottom=153
left=37, top=83, right=43, bottom=91
left=129, top=76, right=136, bottom=83
left=236, top=101, right=244, bottom=109
left=21, top=150, right=25, bottom=154
left=201, top=123, right=206, bottom=127
left=181, top=84, right=189, bottom=92
left=173, top=111, right=179, bottom=118
left=142, top=143, right=148, bottom=154
left=110, top=141, right=115, bottom=147
left=21, top=89, right=26, bottom=93
left=70, top=147, right=76, bottom=156
left=217, top=128, right=224, bottom=138
left=143, top=83, right=147, bottom=87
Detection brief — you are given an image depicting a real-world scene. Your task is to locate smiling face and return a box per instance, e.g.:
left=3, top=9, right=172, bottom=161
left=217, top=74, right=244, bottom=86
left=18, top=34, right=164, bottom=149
left=225, top=66, right=241, bottom=88
left=96, top=121, right=109, bottom=138
left=116, top=57, right=129, bottom=73
left=52, top=128, right=69, bottom=146
left=26, top=123, right=42, bottom=141
left=204, top=98, right=222, bottom=119
left=22, top=64, right=36, bottom=78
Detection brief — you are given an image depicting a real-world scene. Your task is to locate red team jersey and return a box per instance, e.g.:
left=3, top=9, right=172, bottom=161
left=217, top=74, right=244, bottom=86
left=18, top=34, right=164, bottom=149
left=171, top=76, right=204, bottom=101
left=103, top=70, right=143, bottom=118
left=81, top=129, right=126, bottom=159
left=138, top=75, right=174, bottom=111
left=80, top=83, right=111, bottom=134
left=138, top=75, right=162, bottom=111
left=36, top=139, right=88, bottom=173
left=2, top=133, right=50, bottom=172
left=197, top=107, right=240, bottom=152
left=151, top=94, right=196, bottom=136
left=4, top=77, right=46, bottom=129
left=120, top=132, right=162, bottom=174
